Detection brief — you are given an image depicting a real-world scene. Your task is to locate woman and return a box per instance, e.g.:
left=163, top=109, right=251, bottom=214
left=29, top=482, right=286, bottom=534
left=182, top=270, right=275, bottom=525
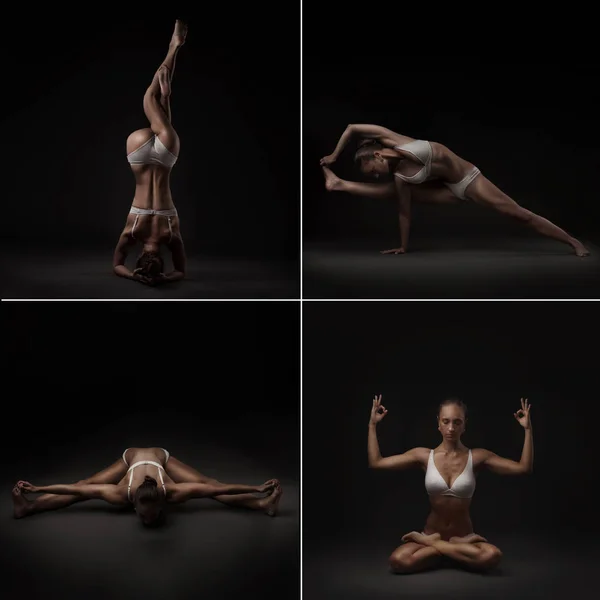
left=368, top=395, right=533, bottom=573
left=12, top=447, right=283, bottom=525
left=112, top=20, right=188, bottom=286
left=320, top=124, right=589, bottom=257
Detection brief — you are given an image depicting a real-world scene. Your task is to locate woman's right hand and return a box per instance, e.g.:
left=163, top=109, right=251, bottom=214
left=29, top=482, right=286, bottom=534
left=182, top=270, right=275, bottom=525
left=370, top=394, right=388, bottom=425
left=257, top=480, right=277, bottom=494
left=132, top=269, right=155, bottom=286
left=17, top=480, right=38, bottom=493
left=319, top=154, right=337, bottom=166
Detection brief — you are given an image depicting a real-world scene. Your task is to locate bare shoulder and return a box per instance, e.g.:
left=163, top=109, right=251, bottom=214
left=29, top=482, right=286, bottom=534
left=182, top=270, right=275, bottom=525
left=471, top=448, right=493, bottom=467
left=410, top=447, right=431, bottom=466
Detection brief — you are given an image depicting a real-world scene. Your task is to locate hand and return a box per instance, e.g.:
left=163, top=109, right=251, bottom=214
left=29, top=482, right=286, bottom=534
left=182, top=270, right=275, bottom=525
left=380, top=247, right=406, bottom=255
left=370, top=394, right=388, bottom=425
left=514, top=397, right=532, bottom=429
left=319, top=154, right=337, bottom=166
left=17, top=480, right=38, bottom=493
left=257, top=479, right=277, bottom=494
left=132, top=269, right=154, bottom=286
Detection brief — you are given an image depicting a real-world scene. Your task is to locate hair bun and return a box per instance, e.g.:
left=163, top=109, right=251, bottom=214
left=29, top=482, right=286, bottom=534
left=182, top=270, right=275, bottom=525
left=144, top=476, right=157, bottom=485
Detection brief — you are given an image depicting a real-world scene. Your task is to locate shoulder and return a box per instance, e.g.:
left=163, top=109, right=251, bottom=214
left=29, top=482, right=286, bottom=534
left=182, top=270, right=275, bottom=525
left=410, top=447, right=431, bottom=465
left=471, top=448, right=493, bottom=467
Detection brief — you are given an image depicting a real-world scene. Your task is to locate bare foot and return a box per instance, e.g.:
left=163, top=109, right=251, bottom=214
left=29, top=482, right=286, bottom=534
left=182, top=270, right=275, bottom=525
left=261, top=480, right=283, bottom=517
left=12, top=484, right=32, bottom=519
left=401, top=531, right=441, bottom=545
left=573, top=242, right=590, bottom=257
left=322, top=166, right=342, bottom=192
left=172, top=20, right=188, bottom=47
left=449, top=533, right=488, bottom=544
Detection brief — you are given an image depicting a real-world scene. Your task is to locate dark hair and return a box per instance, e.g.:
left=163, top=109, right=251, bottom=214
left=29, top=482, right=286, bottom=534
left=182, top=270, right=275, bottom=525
left=354, top=138, right=383, bottom=164
left=135, top=476, right=160, bottom=506
left=135, top=251, right=164, bottom=279
left=437, top=397, right=468, bottom=420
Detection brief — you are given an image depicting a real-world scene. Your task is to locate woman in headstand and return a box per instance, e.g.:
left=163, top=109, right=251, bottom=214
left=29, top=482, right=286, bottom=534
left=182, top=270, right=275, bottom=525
left=321, top=124, right=589, bottom=257
left=112, top=20, right=188, bottom=286
left=12, top=447, right=283, bottom=526
left=368, top=395, right=533, bottom=573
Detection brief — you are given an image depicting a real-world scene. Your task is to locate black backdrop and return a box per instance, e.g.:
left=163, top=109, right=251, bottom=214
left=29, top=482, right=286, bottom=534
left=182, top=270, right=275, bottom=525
left=302, top=300, right=597, bottom=542
left=1, top=10, right=299, bottom=261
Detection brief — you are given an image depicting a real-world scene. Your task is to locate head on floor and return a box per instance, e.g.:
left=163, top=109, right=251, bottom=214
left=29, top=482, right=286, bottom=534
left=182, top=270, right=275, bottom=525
left=134, top=476, right=166, bottom=527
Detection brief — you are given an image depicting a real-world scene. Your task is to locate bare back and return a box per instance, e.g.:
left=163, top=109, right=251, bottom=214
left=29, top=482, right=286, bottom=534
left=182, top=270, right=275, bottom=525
left=118, top=447, right=175, bottom=500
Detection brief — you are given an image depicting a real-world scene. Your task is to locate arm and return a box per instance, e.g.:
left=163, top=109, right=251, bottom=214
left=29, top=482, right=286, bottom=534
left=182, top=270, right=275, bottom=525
left=395, top=177, right=412, bottom=252
left=161, top=235, right=186, bottom=283
left=368, top=394, right=425, bottom=470
left=113, top=233, right=136, bottom=279
left=32, top=483, right=126, bottom=505
left=480, top=398, right=534, bottom=475
left=327, top=124, right=402, bottom=160
left=168, top=481, right=266, bottom=503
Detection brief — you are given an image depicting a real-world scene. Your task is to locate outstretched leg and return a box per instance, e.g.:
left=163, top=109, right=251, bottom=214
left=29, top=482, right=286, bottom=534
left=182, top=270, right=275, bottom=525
left=322, top=166, right=460, bottom=204
left=389, top=541, right=443, bottom=574
left=401, top=532, right=502, bottom=572
left=165, top=456, right=282, bottom=516
left=12, top=458, right=128, bottom=519
left=466, top=175, right=590, bottom=256
left=142, top=20, right=188, bottom=153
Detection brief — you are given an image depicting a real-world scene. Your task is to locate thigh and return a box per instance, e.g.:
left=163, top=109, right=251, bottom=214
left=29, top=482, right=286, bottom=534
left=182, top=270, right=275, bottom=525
left=411, top=181, right=461, bottom=205
left=465, top=174, right=520, bottom=210
left=84, top=458, right=129, bottom=485
left=164, top=456, right=213, bottom=483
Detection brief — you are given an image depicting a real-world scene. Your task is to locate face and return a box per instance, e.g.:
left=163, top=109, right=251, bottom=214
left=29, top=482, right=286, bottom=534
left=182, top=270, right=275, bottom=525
left=437, top=404, right=466, bottom=441
left=360, top=154, right=390, bottom=180
left=135, top=502, right=161, bottom=525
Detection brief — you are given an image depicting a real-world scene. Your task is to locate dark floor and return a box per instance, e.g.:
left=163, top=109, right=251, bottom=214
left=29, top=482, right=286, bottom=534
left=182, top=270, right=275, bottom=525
left=0, top=413, right=299, bottom=600
left=303, top=237, right=600, bottom=299
left=0, top=251, right=299, bottom=299
left=303, top=530, right=597, bottom=600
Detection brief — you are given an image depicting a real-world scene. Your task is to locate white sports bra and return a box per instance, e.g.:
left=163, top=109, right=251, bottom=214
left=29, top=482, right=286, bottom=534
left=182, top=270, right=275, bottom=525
left=424, top=449, right=476, bottom=499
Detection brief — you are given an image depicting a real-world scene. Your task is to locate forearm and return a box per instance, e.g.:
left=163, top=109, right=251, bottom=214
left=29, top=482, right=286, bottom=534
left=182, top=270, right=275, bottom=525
left=520, top=427, right=534, bottom=472
left=368, top=423, right=382, bottom=466
left=113, top=265, right=134, bottom=279
left=330, top=125, right=356, bottom=159
left=163, top=270, right=184, bottom=282
left=35, top=484, right=83, bottom=495
left=395, top=181, right=411, bottom=250
left=210, top=483, right=261, bottom=496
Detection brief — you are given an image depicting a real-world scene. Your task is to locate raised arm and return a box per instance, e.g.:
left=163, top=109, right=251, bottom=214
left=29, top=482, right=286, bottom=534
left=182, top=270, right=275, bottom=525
left=167, top=480, right=275, bottom=504
left=321, top=124, right=403, bottom=164
left=19, top=481, right=127, bottom=505
left=479, top=398, right=534, bottom=475
left=368, top=394, right=426, bottom=470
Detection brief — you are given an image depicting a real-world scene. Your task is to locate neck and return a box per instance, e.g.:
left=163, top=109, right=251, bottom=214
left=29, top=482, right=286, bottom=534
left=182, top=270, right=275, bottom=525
left=440, top=439, right=463, bottom=453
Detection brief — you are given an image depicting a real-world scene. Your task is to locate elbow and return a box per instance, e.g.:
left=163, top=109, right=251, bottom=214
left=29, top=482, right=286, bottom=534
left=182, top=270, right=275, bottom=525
left=368, top=459, right=381, bottom=470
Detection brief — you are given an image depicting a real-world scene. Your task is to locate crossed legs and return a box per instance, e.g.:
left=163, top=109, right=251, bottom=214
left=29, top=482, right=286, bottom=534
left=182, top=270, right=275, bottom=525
left=389, top=532, right=502, bottom=574
left=165, top=456, right=283, bottom=516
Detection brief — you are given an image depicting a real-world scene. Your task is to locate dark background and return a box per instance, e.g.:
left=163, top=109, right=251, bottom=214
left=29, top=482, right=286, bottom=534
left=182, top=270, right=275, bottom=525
left=0, top=9, right=299, bottom=297
left=1, top=301, right=299, bottom=599
left=303, top=33, right=600, bottom=245
left=303, top=300, right=596, bottom=539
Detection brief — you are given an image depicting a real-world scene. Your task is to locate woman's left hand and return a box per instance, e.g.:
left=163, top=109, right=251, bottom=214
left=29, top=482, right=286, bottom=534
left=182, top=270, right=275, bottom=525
left=320, top=154, right=336, bottom=166
left=17, top=480, right=38, bottom=493
left=514, top=398, right=531, bottom=429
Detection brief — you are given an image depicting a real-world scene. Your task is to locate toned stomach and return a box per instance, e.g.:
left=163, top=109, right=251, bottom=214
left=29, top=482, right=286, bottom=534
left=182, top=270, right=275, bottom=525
left=130, top=164, right=175, bottom=211
left=423, top=495, right=474, bottom=540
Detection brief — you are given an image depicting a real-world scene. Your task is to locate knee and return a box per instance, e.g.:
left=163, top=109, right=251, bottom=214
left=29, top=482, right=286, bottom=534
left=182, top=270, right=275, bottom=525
left=389, top=551, right=415, bottom=574
left=504, top=205, right=533, bottom=223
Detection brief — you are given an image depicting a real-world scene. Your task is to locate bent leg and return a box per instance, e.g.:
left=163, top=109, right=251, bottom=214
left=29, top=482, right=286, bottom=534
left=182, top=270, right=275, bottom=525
left=389, top=542, right=442, bottom=574
left=165, top=456, right=280, bottom=513
left=430, top=537, right=502, bottom=572
left=13, top=458, right=128, bottom=519
left=466, top=175, right=589, bottom=256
